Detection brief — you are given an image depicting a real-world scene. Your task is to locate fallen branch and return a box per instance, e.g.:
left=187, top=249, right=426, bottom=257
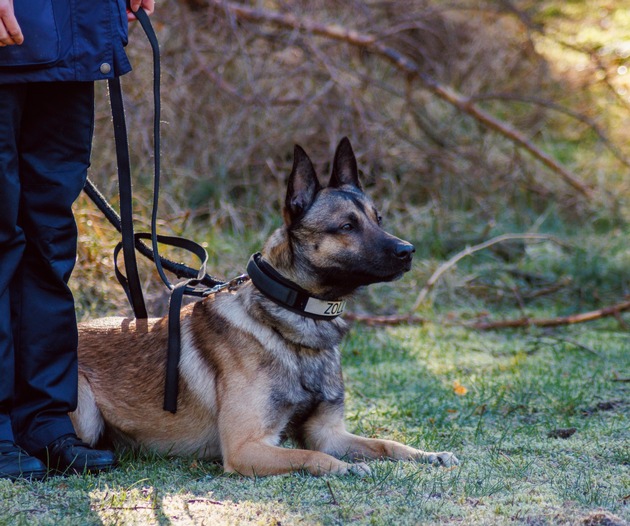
left=344, top=313, right=427, bottom=327
left=521, top=278, right=571, bottom=300
left=531, top=335, right=601, bottom=357
left=346, top=299, right=630, bottom=330
left=412, top=233, right=566, bottom=310
left=205, top=0, right=594, bottom=198
left=471, top=300, right=630, bottom=330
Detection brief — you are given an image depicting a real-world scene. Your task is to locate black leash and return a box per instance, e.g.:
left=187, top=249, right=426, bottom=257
left=107, top=73, right=148, bottom=319
left=83, top=180, right=224, bottom=290
left=84, top=7, right=246, bottom=413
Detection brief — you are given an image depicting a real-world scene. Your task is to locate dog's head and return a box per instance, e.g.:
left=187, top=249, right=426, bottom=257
left=265, top=137, right=414, bottom=300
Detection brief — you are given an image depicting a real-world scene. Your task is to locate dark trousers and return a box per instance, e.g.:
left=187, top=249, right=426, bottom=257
left=0, top=81, right=94, bottom=454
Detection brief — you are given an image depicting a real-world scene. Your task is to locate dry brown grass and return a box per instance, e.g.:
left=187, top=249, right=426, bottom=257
left=87, top=0, right=591, bottom=217
left=75, top=0, right=630, bottom=318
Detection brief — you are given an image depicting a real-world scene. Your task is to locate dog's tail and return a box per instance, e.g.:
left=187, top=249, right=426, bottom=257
left=70, top=375, right=105, bottom=446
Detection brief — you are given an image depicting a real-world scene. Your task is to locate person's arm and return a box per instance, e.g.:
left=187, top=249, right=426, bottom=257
left=127, top=0, right=155, bottom=22
left=0, top=0, right=23, bottom=46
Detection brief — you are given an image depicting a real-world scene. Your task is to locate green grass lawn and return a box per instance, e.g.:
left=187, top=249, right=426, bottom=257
left=3, top=0, right=629, bottom=522
left=1, top=318, right=627, bottom=526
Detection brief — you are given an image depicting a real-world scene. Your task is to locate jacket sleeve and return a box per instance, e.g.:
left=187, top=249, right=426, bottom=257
left=0, top=0, right=132, bottom=84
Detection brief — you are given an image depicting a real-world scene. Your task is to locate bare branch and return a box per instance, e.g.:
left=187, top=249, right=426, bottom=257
left=547, top=36, right=630, bottom=115
left=205, top=0, right=594, bottom=198
left=346, top=299, right=630, bottom=330
left=412, top=233, right=568, bottom=310
left=344, top=313, right=427, bottom=327
left=470, top=92, right=630, bottom=169
left=534, top=336, right=601, bottom=357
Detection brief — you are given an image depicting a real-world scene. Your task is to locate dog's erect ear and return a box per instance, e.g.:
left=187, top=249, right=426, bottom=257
left=329, top=137, right=362, bottom=190
left=284, top=145, right=321, bottom=224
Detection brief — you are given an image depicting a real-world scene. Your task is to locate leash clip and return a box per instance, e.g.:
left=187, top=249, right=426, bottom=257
left=227, top=274, right=250, bottom=291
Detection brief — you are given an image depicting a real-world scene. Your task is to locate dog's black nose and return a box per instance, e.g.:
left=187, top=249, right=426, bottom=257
left=394, top=242, right=415, bottom=260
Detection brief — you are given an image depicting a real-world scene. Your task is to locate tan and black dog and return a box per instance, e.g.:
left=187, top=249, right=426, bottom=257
left=71, top=138, right=458, bottom=476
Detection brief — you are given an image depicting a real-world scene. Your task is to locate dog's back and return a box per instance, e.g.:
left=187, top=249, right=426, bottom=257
left=74, top=286, right=348, bottom=459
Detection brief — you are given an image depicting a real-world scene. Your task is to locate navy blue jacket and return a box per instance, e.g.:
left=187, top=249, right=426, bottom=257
left=0, top=0, right=131, bottom=83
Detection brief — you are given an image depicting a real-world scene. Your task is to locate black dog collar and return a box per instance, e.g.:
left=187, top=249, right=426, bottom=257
left=246, top=253, right=346, bottom=320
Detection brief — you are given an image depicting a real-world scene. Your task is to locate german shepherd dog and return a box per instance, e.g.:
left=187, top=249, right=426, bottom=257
left=71, top=138, right=458, bottom=476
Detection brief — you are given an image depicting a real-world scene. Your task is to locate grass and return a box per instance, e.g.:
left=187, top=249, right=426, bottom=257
left=5, top=1, right=629, bottom=523
left=1, top=316, right=627, bottom=525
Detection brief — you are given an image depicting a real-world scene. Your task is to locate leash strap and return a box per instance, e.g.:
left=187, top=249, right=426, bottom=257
left=164, top=282, right=186, bottom=413
left=133, top=7, right=190, bottom=413
left=133, top=8, right=176, bottom=294
left=108, top=75, right=148, bottom=320
left=100, top=6, right=215, bottom=413
left=113, top=232, right=211, bottom=304
left=84, top=178, right=224, bottom=288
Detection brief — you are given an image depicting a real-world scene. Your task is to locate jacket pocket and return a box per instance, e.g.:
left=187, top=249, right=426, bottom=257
left=0, top=0, right=60, bottom=68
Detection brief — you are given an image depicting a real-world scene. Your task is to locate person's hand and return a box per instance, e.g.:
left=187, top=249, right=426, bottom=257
left=0, top=0, right=23, bottom=46
left=127, top=0, right=155, bottom=22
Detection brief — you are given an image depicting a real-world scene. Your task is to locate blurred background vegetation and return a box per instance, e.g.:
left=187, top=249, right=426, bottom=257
left=74, top=0, right=630, bottom=324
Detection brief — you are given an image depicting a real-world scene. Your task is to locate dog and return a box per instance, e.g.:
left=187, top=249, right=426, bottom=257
left=71, top=137, right=458, bottom=476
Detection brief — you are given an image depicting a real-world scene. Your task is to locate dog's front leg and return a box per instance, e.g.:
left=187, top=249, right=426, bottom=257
left=222, top=440, right=369, bottom=477
left=217, top=392, right=369, bottom=477
left=322, top=432, right=458, bottom=467
left=303, top=403, right=459, bottom=467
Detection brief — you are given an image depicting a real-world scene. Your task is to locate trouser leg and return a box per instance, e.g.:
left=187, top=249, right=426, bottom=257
left=10, top=81, right=94, bottom=454
left=0, top=86, right=26, bottom=443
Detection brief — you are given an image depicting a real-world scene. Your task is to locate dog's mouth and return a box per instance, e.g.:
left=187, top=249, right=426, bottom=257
left=316, top=256, right=412, bottom=292
left=376, top=259, right=413, bottom=282
left=382, top=267, right=410, bottom=282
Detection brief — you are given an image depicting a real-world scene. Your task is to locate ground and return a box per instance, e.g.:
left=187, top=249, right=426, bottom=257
left=1, top=318, right=627, bottom=526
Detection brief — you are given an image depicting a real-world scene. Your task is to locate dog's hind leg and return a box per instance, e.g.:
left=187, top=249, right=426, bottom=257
left=69, top=374, right=105, bottom=446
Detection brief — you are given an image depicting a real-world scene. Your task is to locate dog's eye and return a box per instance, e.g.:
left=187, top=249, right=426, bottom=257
left=340, top=223, right=354, bottom=232
left=377, top=215, right=383, bottom=226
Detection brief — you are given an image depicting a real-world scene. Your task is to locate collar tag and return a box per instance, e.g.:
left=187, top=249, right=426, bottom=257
left=304, top=298, right=346, bottom=317
left=247, top=253, right=346, bottom=320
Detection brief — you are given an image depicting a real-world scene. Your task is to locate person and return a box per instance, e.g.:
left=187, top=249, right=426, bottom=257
left=0, top=0, right=155, bottom=480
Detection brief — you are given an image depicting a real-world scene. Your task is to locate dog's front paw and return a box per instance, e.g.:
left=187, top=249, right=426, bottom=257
left=348, top=462, right=371, bottom=477
left=422, top=451, right=459, bottom=467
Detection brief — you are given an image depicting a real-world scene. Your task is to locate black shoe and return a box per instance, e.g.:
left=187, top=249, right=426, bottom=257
left=0, top=441, right=47, bottom=481
left=40, top=434, right=117, bottom=475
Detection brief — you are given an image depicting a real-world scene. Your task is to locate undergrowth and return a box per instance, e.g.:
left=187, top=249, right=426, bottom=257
left=73, top=0, right=630, bottom=319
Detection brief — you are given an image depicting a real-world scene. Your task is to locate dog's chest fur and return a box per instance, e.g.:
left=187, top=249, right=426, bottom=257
left=188, top=285, right=346, bottom=444
left=265, top=341, right=344, bottom=444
